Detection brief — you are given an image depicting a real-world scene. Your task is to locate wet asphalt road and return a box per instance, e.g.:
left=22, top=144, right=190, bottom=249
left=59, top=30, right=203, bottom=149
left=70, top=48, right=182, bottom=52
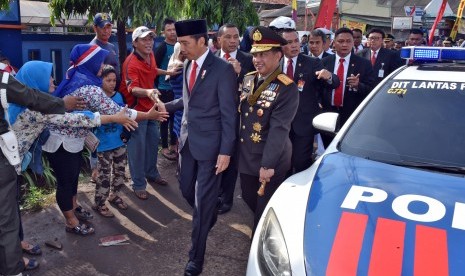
left=22, top=155, right=254, bottom=276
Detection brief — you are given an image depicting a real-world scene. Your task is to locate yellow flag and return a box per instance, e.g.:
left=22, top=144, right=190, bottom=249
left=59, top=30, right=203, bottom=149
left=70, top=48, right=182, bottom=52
left=450, top=0, right=465, bottom=40
left=292, top=0, right=297, bottom=21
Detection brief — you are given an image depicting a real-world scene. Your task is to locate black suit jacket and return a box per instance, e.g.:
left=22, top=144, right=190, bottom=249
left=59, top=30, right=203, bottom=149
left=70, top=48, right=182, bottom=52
left=284, top=54, right=340, bottom=137
left=165, top=51, right=238, bottom=161
left=215, top=50, right=254, bottom=85
left=310, top=51, right=331, bottom=59
left=357, top=47, right=403, bottom=86
left=321, top=54, right=376, bottom=125
left=321, top=51, right=331, bottom=59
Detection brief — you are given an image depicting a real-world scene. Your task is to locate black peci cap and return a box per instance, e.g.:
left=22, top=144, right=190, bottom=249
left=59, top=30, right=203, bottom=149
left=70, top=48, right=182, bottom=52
left=175, top=19, right=208, bottom=37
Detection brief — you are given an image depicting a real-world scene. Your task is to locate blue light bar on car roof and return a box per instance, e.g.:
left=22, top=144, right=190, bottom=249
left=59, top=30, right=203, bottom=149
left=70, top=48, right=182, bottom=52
left=400, top=46, right=465, bottom=61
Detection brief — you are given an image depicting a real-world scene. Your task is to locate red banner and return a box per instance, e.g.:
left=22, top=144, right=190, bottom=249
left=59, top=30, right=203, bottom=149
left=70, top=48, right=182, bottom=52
left=314, top=0, right=337, bottom=29
left=428, top=0, right=448, bottom=46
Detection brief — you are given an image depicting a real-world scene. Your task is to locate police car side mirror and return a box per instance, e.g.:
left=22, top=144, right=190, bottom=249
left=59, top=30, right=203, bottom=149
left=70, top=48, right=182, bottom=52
left=313, top=112, right=339, bottom=134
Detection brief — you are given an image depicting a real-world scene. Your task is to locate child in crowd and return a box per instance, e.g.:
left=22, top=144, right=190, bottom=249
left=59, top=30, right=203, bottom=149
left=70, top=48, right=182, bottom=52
left=93, top=65, right=129, bottom=217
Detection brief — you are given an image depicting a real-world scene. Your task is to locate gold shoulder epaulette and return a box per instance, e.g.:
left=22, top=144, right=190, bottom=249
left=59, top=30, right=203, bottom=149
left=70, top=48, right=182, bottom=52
left=245, top=71, right=257, bottom=76
left=277, top=74, right=293, bottom=86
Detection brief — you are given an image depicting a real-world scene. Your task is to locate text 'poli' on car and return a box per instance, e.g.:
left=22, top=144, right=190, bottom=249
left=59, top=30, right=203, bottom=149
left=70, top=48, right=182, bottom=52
left=247, top=47, right=465, bottom=276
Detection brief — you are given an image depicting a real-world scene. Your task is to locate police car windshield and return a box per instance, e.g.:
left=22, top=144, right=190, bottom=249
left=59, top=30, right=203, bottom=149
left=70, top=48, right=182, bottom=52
left=340, top=79, right=465, bottom=171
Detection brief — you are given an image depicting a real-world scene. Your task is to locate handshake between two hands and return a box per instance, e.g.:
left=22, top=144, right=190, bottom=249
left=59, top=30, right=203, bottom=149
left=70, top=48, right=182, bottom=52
left=147, top=89, right=169, bottom=122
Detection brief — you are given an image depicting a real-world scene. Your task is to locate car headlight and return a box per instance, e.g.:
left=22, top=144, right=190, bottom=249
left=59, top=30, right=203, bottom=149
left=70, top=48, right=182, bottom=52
left=257, top=208, right=291, bottom=276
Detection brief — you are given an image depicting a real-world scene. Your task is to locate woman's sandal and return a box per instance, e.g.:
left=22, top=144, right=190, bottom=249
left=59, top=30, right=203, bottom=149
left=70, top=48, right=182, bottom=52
left=109, top=196, right=128, bottom=210
left=65, top=222, right=95, bottom=236
left=74, top=205, right=94, bottom=220
left=133, top=190, right=148, bottom=200
left=22, top=242, right=42, bottom=255
left=92, top=205, right=114, bottom=218
left=23, top=257, right=40, bottom=271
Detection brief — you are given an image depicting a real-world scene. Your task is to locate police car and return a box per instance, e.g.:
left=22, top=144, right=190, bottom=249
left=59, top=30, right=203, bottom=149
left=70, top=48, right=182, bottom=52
left=246, top=47, right=465, bottom=276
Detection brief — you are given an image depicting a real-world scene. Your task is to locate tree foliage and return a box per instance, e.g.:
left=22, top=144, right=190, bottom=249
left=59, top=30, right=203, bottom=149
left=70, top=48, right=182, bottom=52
left=182, top=0, right=259, bottom=33
left=49, top=0, right=171, bottom=67
left=48, top=0, right=259, bottom=65
left=0, top=0, right=10, bottom=11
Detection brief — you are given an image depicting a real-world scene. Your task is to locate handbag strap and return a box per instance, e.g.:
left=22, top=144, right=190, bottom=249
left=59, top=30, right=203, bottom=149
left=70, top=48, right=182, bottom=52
left=0, top=72, right=12, bottom=130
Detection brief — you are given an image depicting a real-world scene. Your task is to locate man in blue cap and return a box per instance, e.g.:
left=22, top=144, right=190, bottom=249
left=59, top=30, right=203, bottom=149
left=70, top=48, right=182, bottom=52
left=161, top=18, right=238, bottom=276
left=91, top=13, right=120, bottom=88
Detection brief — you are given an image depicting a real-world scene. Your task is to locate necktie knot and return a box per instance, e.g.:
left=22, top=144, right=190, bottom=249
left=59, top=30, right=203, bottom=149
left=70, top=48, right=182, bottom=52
left=371, top=51, right=377, bottom=66
left=224, top=52, right=230, bottom=60
left=339, top=58, right=344, bottom=64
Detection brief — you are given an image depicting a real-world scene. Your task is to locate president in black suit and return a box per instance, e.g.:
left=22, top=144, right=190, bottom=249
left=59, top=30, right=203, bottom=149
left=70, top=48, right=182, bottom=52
left=215, top=23, right=255, bottom=215
left=321, top=28, right=376, bottom=142
left=162, top=19, right=238, bottom=276
left=238, top=26, right=299, bottom=231
left=357, top=28, right=403, bottom=87
left=280, top=29, right=339, bottom=173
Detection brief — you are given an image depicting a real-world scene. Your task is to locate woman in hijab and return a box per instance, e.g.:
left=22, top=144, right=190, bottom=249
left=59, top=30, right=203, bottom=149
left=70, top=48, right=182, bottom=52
left=42, top=44, right=168, bottom=236
left=11, top=61, right=137, bottom=169
left=10, top=60, right=138, bottom=270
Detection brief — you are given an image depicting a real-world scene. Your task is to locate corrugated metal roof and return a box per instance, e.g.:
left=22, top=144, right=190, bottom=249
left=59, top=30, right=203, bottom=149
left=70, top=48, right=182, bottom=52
left=260, top=1, right=319, bottom=18
left=20, top=0, right=88, bottom=26
left=252, top=0, right=290, bottom=4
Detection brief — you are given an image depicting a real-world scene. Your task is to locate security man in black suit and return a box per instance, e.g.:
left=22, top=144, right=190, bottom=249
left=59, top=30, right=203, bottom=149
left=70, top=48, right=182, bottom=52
left=238, top=26, right=299, bottom=231
left=321, top=27, right=376, bottom=145
left=308, top=29, right=332, bottom=59
left=215, top=23, right=255, bottom=215
left=357, top=28, right=403, bottom=86
left=279, top=28, right=340, bottom=173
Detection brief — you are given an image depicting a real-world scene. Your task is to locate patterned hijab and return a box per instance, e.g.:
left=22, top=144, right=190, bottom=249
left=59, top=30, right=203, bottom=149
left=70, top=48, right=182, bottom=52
left=8, top=61, right=53, bottom=125
left=53, top=44, right=109, bottom=98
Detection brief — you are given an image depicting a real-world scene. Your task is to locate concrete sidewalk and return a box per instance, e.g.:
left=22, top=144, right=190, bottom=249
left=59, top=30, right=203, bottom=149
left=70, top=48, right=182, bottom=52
left=22, top=157, right=253, bottom=275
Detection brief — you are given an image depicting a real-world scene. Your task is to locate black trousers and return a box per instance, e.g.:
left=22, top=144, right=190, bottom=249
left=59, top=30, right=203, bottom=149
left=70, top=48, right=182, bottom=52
left=240, top=172, right=287, bottom=232
left=0, top=154, right=24, bottom=275
left=290, top=130, right=315, bottom=174
left=159, top=89, right=177, bottom=148
left=46, top=146, right=82, bottom=212
left=219, top=152, right=238, bottom=207
left=179, top=140, right=221, bottom=265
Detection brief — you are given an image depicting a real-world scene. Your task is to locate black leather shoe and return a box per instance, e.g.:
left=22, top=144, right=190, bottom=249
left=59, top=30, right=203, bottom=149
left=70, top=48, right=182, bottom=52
left=217, top=204, right=231, bottom=215
left=184, top=261, right=202, bottom=276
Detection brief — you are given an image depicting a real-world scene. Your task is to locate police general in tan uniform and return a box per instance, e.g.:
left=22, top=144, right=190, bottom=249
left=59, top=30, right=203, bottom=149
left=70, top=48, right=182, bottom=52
left=238, top=26, right=299, bottom=232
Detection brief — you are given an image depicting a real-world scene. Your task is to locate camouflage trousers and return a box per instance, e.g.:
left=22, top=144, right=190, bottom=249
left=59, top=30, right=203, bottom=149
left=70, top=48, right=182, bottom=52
left=94, top=146, right=127, bottom=206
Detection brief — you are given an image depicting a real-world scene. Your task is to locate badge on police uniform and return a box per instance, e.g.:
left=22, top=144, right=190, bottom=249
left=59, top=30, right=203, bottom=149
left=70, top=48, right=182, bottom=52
left=250, top=133, right=261, bottom=143
left=297, top=79, right=305, bottom=92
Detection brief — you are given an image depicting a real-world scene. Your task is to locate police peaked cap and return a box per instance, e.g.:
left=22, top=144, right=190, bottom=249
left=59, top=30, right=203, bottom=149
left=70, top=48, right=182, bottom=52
left=249, top=26, right=288, bottom=54
left=384, top=33, right=395, bottom=41
left=175, top=19, right=208, bottom=37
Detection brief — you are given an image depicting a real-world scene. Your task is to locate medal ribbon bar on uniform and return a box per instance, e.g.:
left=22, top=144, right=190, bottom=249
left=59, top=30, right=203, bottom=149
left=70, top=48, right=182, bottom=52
left=247, top=68, right=282, bottom=106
